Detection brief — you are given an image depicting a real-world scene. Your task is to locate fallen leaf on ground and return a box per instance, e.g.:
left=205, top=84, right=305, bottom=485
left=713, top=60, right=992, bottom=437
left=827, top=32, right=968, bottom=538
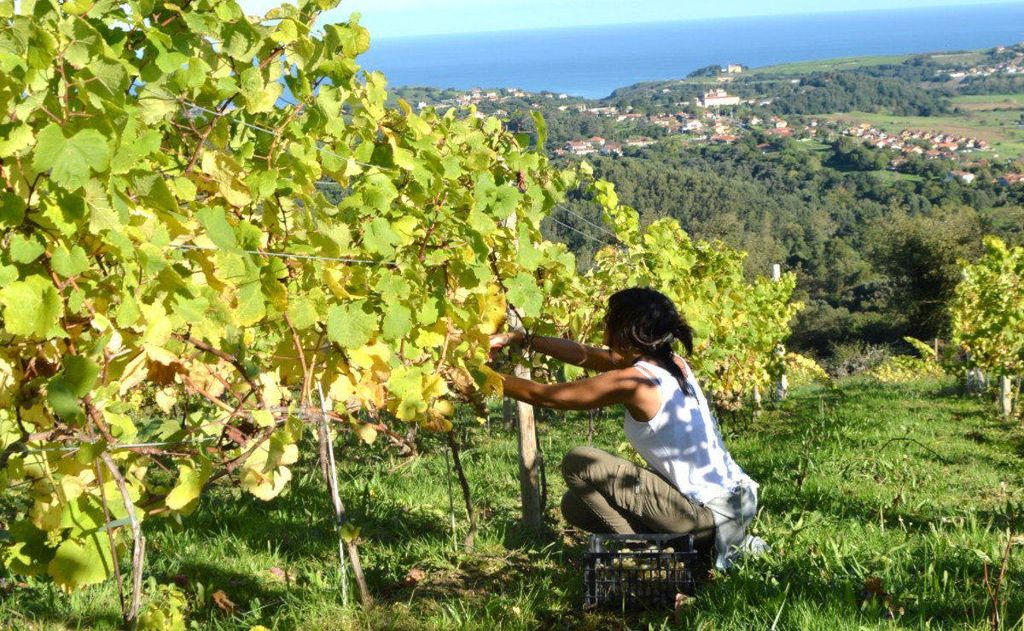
left=403, top=568, right=426, bottom=586
left=859, top=576, right=890, bottom=604
left=212, top=589, right=237, bottom=614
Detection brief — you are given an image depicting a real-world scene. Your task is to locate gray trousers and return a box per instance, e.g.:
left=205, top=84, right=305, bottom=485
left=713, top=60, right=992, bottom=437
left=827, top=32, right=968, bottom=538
left=560, top=446, right=716, bottom=551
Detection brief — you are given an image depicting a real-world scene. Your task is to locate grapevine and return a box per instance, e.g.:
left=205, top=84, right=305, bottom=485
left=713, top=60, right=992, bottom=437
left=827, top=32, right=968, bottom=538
left=951, top=237, right=1024, bottom=414
left=539, top=185, right=803, bottom=411
left=0, top=0, right=804, bottom=615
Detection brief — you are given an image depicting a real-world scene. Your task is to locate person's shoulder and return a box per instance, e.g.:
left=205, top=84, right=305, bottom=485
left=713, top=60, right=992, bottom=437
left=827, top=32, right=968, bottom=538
left=620, top=363, right=661, bottom=386
left=671, top=354, right=693, bottom=376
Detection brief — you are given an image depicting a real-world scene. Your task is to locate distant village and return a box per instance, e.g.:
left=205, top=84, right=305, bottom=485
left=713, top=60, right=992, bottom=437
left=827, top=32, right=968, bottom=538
left=404, top=54, right=1024, bottom=187
left=554, top=106, right=795, bottom=158
left=844, top=124, right=989, bottom=159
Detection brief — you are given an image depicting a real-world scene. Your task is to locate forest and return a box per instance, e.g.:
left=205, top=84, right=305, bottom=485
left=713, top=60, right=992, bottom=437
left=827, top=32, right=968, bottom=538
left=550, top=137, right=1024, bottom=355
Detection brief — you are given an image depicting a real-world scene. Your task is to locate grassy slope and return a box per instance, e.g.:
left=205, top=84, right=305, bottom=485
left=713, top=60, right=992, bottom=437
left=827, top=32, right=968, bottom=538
left=748, top=49, right=992, bottom=75
left=2, top=378, right=1023, bottom=630
left=746, top=55, right=915, bottom=75
left=953, top=94, right=1024, bottom=110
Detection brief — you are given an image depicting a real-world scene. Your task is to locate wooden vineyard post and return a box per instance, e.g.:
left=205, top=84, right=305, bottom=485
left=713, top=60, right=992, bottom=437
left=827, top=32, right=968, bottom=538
left=999, top=375, right=1014, bottom=417
left=505, top=308, right=543, bottom=529
left=501, top=210, right=543, bottom=530
left=772, top=264, right=788, bottom=401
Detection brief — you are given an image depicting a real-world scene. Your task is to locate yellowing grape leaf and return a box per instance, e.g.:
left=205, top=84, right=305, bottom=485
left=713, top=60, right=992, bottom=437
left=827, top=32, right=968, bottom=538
left=48, top=535, right=113, bottom=591
left=165, top=457, right=212, bottom=512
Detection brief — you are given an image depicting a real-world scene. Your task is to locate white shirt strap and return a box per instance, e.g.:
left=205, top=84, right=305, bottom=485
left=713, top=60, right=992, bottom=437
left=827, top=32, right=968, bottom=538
left=632, top=362, right=661, bottom=386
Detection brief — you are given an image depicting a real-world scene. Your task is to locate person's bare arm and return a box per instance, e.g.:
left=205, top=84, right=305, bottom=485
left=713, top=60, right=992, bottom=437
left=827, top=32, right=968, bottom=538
left=499, top=367, right=659, bottom=417
left=490, top=331, right=625, bottom=372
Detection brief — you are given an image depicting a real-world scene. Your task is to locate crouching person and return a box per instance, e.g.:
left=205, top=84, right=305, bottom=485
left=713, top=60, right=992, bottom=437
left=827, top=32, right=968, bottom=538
left=490, top=287, right=763, bottom=569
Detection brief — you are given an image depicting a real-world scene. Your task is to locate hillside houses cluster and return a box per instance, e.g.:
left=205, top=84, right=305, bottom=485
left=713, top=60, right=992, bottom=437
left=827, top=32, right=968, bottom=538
left=556, top=136, right=656, bottom=157
left=844, top=124, right=989, bottom=160
left=998, top=172, right=1024, bottom=186
left=947, top=47, right=1024, bottom=81
left=556, top=111, right=801, bottom=156
left=444, top=87, right=570, bottom=108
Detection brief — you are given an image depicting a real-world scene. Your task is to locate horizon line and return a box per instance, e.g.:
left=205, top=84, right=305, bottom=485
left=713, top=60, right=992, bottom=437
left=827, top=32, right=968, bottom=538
left=353, top=1, right=1024, bottom=42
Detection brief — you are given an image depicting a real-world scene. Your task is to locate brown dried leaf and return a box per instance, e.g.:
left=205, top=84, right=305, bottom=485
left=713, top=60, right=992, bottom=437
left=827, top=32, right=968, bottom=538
left=212, top=589, right=237, bottom=614
left=860, top=576, right=890, bottom=602
left=402, top=567, right=426, bottom=586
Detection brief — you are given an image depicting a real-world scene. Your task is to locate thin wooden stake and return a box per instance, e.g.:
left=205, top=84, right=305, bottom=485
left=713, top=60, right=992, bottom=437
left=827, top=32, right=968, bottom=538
left=94, top=462, right=126, bottom=619
left=772, top=264, right=788, bottom=401
left=316, top=382, right=372, bottom=608
left=446, top=431, right=478, bottom=551
left=443, top=443, right=458, bottom=551
left=101, top=453, right=145, bottom=630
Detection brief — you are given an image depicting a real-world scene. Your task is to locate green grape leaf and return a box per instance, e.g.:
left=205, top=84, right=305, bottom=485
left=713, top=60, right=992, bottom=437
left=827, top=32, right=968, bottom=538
left=47, top=379, right=84, bottom=423
left=0, top=122, right=33, bottom=158
left=0, top=191, right=26, bottom=227
left=286, top=295, right=319, bottom=330
left=382, top=303, right=413, bottom=341
left=362, top=218, right=399, bottom=257
left=110, top=129, right=162, bottom=175
left=530, top=111, right=547, bottom=150
left=51, top=245, right=90, bottom=278
left=197, top=207, right=238, bottom=250
left=59, top=356, right=100, bottom=397
left=32, top=125, right=111, bottom=190
left=327, top=301, right=377, bottom=349
left=9, top=233, right=45, bottom=263
left=48, top=535, right=114, bottom=590
left=0, top=275, right=65, bottom=338
left=504, top=273, right=543, bottom=318
left=5, top=520, right=56, bottom=575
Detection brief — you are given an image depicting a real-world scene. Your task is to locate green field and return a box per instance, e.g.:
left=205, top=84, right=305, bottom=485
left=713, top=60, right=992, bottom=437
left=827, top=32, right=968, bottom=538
left=3, top=378, right=1022, bottom=630
left=747, top=55, right=916, bottom=76
left=824, top=109, right=1024, bottom=160
left=953, top=93, right=1024, bottom=111
left=927, top=51, right=990, bottom=66
left=868, top=170, right=924, bottom=183
left=745, top=48, right=995, bottom=77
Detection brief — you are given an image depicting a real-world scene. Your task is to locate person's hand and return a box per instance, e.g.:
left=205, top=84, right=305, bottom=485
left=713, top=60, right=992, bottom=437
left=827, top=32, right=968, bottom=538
left=489, top=329, right=525, bottom=356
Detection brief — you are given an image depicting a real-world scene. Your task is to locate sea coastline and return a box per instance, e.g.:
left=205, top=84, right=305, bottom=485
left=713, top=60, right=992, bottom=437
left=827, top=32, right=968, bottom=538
left=358, top=3, right=1024, bottom=98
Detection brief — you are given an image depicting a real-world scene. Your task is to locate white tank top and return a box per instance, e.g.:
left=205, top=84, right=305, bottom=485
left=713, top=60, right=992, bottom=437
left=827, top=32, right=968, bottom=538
left=623, top=359, right=755, bottom=505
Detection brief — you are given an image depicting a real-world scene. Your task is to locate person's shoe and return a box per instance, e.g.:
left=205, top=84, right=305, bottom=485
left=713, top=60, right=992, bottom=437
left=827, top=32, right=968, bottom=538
left=739, top=535, right=769, bottom=557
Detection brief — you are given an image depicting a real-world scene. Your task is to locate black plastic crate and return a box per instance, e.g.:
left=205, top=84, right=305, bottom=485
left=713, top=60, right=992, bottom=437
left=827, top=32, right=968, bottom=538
left=584, top=533, right=703, bottom=610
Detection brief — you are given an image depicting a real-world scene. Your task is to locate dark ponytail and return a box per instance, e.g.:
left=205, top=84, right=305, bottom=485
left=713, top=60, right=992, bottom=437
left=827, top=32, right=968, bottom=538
left=604, top=287, right=695, bottom=396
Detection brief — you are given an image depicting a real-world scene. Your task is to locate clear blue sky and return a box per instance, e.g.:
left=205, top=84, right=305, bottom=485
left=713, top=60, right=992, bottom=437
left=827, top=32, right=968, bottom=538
left=238, top=0, right=1024, bottom=39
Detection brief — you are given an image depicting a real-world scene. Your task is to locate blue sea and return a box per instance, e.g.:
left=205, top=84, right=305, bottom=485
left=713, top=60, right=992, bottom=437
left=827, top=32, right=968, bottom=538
left=359, top=4, right=1024, bottom=99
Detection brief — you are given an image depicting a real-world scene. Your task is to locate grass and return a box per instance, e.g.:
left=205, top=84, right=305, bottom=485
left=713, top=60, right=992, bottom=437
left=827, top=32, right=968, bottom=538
left=747, top=55, right=915, bottom=76
left=953, top=94, right=1024, bottom=112
left=2, top=377, right=1024, bottom=630
left=867, top=170, right=924, bottom=183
